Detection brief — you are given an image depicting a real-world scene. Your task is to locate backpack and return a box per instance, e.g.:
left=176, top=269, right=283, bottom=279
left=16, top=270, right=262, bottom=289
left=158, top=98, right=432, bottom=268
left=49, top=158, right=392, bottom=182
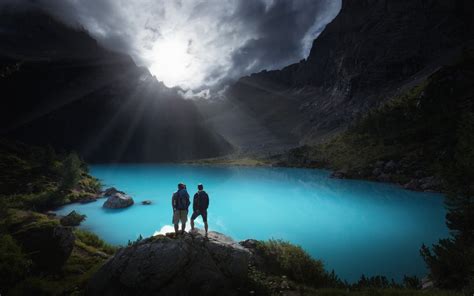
left=195, top=191, right=209, bottom=210
left=175, top=189, right=189, bottom=210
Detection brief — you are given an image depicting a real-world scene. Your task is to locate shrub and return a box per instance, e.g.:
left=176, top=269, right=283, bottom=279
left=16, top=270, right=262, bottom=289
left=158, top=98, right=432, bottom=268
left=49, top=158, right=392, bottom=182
left=0, top=234, right=32, bottom=291
left=256, top=239, right=326, bottom=286
left=74, top=229, right=117, bottom=255
left=403, top=275, right=421, bottom=289
left=58, top=152, right=82, bottom=193
left=421, top=113, right=474, bottom=291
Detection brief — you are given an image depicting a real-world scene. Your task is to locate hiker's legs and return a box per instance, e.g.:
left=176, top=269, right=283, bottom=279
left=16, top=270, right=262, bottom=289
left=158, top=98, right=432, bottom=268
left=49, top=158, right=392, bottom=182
left=202, top=210, right=208, bottom=235
left=173, top=211, right=180, bottom=235
left=174, top=223, right=179, bottom=234
left=190, top=211, right=199, bottom=231
left=179, top=210, right=188, bottom=233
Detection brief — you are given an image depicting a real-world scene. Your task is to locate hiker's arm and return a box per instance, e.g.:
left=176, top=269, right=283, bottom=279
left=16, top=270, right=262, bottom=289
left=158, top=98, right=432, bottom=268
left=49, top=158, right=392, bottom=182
left=193, top=193, right=198, bottom=211
left=171, top=193, right=176, bottom=210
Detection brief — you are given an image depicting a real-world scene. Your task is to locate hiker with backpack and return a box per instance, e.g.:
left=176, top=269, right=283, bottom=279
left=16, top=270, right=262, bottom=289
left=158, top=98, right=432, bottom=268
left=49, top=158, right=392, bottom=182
left=172, top=183, right=190, bottom=235
left=190, top=183, right=209, bottom=236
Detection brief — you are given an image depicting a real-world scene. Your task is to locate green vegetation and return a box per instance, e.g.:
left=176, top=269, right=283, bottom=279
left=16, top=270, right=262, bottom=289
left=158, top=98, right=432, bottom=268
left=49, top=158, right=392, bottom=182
left=0, top=234, right=32, bottom=290
left=127, top=234, right=144, bottom=246
left=295, top=288, right=461, bottom=296
left=276, top=52, right=474, bottom=293
left=420, top=112, right=474, bottom=292
left=0, top=139, right=101, bottom=210
left=255, top=239, right=327, bottom=286
left=0, top=139, right=112, bottom=295
left=279, top=52, right=474, bottom=188
left=74, top=229, right=117, bottom=255
left=186, top=156, right=272, bottom=167
left=247, top=239, right=461, bottom=295
left=8, top=237, right=111, bottom=296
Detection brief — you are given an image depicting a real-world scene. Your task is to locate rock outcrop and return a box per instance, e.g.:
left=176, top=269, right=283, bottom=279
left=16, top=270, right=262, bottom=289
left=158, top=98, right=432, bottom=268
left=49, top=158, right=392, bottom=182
left=102, top=187, right=125, bottom=197
left=7, top=210, right=75, bottom=271
left=60, top=210, right=86, bottom=226
left=86, top=231, right=251, bottom=296
left=103, top=191, right=134, bottom=209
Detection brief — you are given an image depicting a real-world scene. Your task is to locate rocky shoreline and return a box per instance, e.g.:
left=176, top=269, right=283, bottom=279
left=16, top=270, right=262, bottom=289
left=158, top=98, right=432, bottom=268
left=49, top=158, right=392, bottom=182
left=86, top=230, right=316, bottom=296
left=329, top=159, right=443, bottom=193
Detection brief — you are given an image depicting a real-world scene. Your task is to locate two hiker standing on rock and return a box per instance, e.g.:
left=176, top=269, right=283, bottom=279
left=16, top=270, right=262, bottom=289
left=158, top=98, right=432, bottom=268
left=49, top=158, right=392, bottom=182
left=172, top=183, right=209, bottom=236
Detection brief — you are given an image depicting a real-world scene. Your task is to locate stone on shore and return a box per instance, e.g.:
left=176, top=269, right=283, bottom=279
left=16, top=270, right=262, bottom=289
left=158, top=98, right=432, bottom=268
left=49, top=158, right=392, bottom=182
left=102, top=187, right=125, bottom=197
left=60, top=210, right=86, bottom=226
left=103, top=192, right=134, bottom=209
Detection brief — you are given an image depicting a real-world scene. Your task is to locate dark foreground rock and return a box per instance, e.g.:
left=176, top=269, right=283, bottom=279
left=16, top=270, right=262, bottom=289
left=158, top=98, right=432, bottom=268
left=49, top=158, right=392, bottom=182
left=60, top=210, right=86, bottom=226
left=87, top=230, right=251, bottom=296
left=7, top=210, right=75, bottom=271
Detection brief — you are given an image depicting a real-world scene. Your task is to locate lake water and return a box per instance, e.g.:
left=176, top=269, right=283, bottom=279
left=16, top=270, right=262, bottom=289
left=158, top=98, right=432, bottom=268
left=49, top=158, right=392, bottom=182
left=55, top=164, right=448, bottom=282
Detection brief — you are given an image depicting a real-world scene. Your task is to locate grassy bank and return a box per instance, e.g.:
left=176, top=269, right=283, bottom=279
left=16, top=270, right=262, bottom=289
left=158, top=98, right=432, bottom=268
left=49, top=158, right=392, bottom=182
left=0, top=139, right=114, bottom=295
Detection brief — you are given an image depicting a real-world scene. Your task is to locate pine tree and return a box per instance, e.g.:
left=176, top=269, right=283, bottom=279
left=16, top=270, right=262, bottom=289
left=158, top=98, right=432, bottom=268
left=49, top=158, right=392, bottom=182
left=420, top=112, right=474, bottom=290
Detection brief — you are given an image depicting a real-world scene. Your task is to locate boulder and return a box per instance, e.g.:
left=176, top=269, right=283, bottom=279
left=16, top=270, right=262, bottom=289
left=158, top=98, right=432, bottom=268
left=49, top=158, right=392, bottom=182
left=87, top=230, right=251, bottom=296
left=60, top=210, right=86, bottom=226
left=8, top=210, right=75, bottom=271
left=384, top=160, right=398, bottom=173
left=330, top=170, right=348, bottom=179
left=141, top=200, right=152, bottom=205
left=419, top=176, right=442, bottom=191
left=404, top=179, right=420, bottom=191
left=377, top=173, right=391, bottom=182
left=372, top=167, right=383, bottom=177
left=103, top=192, right=134, bottom=209
left=102, top=187, right=125, bottom=197
left=80, top=195, right=98, bottom=204
left=375, top=160, right=385, bottom=168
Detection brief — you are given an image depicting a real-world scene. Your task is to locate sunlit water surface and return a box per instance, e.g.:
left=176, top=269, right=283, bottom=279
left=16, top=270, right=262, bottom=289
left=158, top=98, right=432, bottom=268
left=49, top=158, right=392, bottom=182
left=55, top=164, right=448, bottom=282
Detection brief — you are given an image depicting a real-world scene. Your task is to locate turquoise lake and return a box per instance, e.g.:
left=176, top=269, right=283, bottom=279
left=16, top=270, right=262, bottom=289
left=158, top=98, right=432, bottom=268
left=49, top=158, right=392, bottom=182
left=55, top=164, right=448, bottom=282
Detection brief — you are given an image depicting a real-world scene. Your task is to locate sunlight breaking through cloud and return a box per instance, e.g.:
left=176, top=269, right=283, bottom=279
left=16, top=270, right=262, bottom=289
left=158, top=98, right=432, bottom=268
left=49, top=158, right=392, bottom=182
left=4, top=0, right=341, bottom=91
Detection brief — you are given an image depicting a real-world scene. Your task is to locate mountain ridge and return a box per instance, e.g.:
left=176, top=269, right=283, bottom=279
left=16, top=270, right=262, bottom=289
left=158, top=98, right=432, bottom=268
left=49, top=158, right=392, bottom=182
left=0, top=9, right=233, bottom=162
left=222, top=0, right=474, bottom=149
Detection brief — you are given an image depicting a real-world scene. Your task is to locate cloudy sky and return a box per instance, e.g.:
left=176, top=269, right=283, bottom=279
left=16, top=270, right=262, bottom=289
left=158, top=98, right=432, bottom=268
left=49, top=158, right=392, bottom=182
left=4, top=0, right=341, bottom=92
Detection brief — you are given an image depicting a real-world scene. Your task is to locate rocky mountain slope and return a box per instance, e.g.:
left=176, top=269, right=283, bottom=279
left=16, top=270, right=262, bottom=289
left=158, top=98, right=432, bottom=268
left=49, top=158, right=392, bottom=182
left=0, top=10, right=232, bottom=162
left=274, top=52, right=474, bottom=192
left=223, top=0, right=474, bottom=149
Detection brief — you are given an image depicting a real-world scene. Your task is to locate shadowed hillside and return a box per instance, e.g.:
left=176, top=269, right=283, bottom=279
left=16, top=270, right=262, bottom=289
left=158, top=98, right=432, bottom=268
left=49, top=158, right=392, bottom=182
left=0, top=10, right=233, bottom=162
left=222, top=0, right=474, bottom=150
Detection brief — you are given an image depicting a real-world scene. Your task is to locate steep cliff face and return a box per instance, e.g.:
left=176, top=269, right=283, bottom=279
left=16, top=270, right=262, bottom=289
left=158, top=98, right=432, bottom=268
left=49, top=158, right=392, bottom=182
left=0, top=10, right=233, bottom=162
left=227, top=0, right=474, bottom=147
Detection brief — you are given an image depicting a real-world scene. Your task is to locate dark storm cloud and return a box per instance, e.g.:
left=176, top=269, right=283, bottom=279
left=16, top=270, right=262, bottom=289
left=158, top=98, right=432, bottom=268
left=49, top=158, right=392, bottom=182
left=0, top=0, right=341, bottom=91
left=227, top=0, right=339, bottom=79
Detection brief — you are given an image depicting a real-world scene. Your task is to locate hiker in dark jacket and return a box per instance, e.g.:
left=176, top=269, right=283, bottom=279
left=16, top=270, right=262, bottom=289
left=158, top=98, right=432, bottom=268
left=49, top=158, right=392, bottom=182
left=172, top=183, right=190, bottom=235
left=190, top=183, right=209, bottom=236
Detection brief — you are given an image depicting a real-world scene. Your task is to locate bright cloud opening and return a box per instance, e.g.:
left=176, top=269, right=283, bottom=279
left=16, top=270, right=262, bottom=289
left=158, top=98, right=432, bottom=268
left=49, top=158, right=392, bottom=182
left=148, top=37, right=193, bottom=88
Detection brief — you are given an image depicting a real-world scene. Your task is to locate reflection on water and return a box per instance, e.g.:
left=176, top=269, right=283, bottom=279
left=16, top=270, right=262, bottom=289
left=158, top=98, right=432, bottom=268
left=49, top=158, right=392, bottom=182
left=55, top=164, right=448, bottom=282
